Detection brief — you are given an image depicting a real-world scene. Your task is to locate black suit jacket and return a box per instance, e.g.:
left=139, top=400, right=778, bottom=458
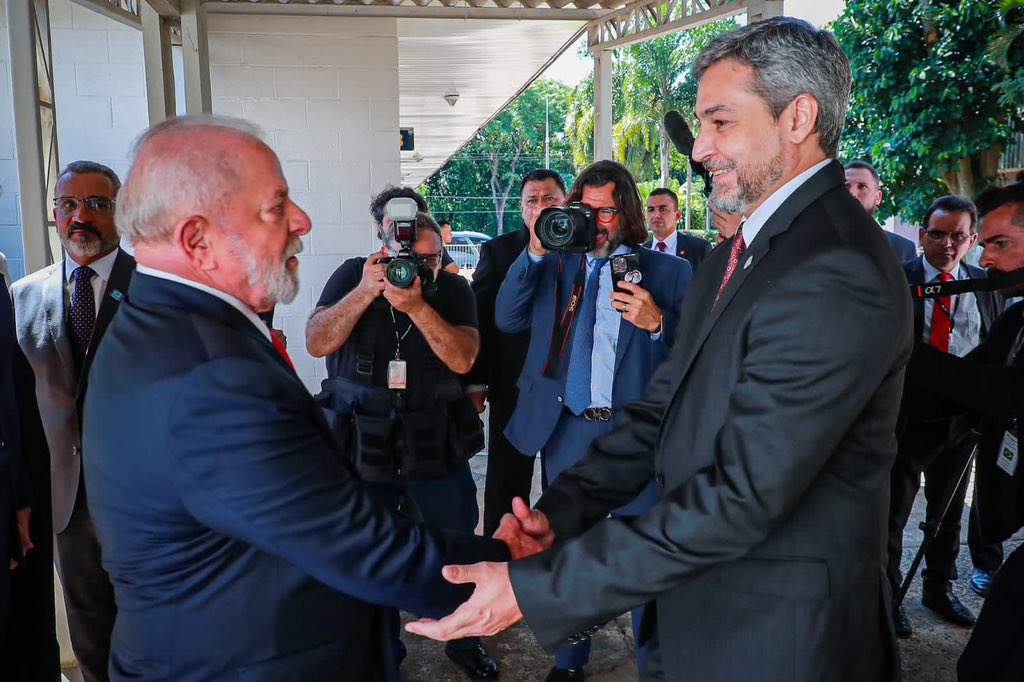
left=83, top=272, right=507, bottom=681
left=509, top=160, right=911, bottom=681
left=464, top=229, right=530, bottom=401
left=643, top=231, right=713, bottom=273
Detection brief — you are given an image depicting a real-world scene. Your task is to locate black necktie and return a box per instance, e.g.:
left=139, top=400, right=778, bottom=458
left=70, top=265, right=96, bottom=366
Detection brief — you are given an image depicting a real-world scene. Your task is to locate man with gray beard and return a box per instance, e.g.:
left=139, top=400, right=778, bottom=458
left=12, top=160, right=133, bottom=682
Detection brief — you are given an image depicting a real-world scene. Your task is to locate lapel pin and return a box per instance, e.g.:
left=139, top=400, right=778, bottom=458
left=110, top=289, right=124, bottom=301
left=743, top=255, right=753, bottom=269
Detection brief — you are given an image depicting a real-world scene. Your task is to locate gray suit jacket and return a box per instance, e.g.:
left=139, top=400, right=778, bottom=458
left=12, top=249, right=134, bottom=532
left=509, top=161, right=912, bottom=681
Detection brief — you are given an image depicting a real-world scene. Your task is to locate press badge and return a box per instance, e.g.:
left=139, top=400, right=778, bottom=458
left=996, top=430, right=1019, bottom=477
left=387, top=359, right=407, bottom=390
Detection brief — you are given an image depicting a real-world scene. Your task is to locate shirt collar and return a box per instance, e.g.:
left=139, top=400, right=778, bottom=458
left=135, top=264, right=271, bottom=341
left=587, top=243, right=631, bottom=267
left=65, top=248, right=120, bottom=284
left=741, top=158, right=832, bottom=247
left=922, top=257, right=963, bottom=282
left=656, top=231, right=677, bottom=253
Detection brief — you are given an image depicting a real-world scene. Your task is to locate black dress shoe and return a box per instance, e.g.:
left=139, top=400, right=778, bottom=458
left=444, top=641, right=499, bottom=680
left=544, top=667, right=585, bottom=682
left=921, top=587, right=977, bottom=627
left=894, top=605, right=912, bottom=638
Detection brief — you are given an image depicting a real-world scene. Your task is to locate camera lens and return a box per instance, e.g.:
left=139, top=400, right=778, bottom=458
left=386, top=258, right=417, bottom=288
left=538, top=211, right=574, bottom=249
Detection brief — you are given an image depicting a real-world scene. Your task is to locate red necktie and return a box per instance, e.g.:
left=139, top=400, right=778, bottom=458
left=656, top=242, right=667, bottom=253
left=271, top=332, right=295, bottom=371
left=714, top=225, right=746, bottom=307
left=929, top=272, right=954, bottom=352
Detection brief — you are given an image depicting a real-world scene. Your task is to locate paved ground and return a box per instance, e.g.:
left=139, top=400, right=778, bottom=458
left=61, top=452, right=1022, bottom=682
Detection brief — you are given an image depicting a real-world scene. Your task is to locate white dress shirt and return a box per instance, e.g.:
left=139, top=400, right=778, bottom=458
left=653, top=230, right=678, bottom=255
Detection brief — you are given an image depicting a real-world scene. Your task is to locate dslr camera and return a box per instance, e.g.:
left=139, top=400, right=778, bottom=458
left=380, top=197, right=436, bottom=296
left=536, top=202, right=597, bottom=252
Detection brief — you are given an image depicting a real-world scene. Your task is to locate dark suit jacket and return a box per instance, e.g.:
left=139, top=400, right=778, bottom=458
left=509, top=161, right=912, bottom=681
left=83, top=273, right=507, bottom=682
left=897, top=258, right=1004, bottom=466
left=887, top=231, right=918, bottom=262
left=495, top=246, right=692, bottom=458
left=12, top=249, right=134, bottom=532
left=643, top=231, right=713, bottom=273
left=464, top=228, right=531, bottom=402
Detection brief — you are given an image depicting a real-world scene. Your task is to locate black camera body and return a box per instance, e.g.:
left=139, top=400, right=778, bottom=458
left=536, top=202, right=597, bottom=252
left=381, top=197, right=436, bottom=296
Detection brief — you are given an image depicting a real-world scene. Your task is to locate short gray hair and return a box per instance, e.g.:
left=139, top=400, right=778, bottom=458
left=117, top=115, right=266, bottom=244
left=693, top=17, right=851, bottom=158
left=58, top=160, right=122, bottom=195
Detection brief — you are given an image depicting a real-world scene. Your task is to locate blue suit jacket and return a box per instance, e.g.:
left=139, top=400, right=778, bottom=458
left=83, top=273, right=507, bottom=682
left=887, top=231, right=918, bottom=262
left=496, top=246, right=692, bottom=457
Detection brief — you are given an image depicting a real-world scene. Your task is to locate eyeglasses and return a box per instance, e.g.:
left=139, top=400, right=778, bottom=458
left=420, top=252, right=443, bottom=267
left=923, top=229, right=971, bottom=244
left=594, top=207, right=619, bottom=220
left=53, top=196, right=116, bottom=215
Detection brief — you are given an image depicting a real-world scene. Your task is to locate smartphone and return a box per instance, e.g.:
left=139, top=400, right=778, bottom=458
left=610, top=253, right=642, bottom=297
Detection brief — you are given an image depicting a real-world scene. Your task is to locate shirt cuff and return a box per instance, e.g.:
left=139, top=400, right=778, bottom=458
left=526, top=250, right=543, bottom=264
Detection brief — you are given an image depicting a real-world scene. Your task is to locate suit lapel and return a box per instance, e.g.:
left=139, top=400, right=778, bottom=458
left=78, top=249, right=135, bottom=401
left=667, top=160, right=846, bottom=393
left=41, top=264, right=76, bottom=377
left=907, top=258, right=925, bottom=340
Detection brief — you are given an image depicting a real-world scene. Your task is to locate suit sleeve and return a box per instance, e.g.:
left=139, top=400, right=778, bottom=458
left=495, top=248, right=542, bottom=334
left=464, top=241, right=500, bottom=386
left=512, top=248, right=909, bottom=650
left=167, top=357, right=508, bottom=618
left=659, top=257, right=692, bottom=346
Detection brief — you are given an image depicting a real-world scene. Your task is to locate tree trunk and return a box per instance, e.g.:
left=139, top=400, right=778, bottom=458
left=659, top=123, right=670, bottom=188
left=940, top=143, right=1003, bottom=199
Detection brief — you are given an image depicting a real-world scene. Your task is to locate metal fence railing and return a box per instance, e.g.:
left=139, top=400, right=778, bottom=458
left=446, top=244, right=480, bottom=272
left=1002, top=131, right=1024, bottom=172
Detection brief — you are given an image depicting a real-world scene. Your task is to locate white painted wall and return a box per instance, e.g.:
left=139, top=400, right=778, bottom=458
left=208, top=15, right=402, bottom=393
left=0, top=0, right=23, bottom=283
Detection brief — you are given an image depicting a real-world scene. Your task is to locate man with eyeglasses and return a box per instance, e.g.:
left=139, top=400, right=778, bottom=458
left=306, top=204, right=497, bottom=680
left=490, top=160, right=691, bottom=681
left=886, top=195, right=1004, bottom=639
left=642, top=187, right=712, bottom=273
left=11, top=160, right=134, bottom=682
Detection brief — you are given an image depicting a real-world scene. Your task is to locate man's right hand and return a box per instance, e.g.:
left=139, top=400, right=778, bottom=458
left=467, top=389, right=487, bottom=414
left=493, top=497, right=555, bottom=560
left=357, top=251, right=388, bottom=299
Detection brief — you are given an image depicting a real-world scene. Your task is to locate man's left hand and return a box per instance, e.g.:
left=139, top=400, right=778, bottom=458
left=405, top=562, right=523, bottom=640
left=383, top=277, right=427, bottom=316
left=11, top=507, right=32, bottom=570
left=611, top=282, right=662, bottom=333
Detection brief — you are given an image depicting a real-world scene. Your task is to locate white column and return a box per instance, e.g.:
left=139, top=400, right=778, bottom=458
left=180, top=0, right=212, bottom=114
left=592, top=47, right=612, bottom=162
left=747, top=0, right=784, bottom=23
left=7, top=0, right=51, bottom=273
left=142, top=3, right=177, bottom=124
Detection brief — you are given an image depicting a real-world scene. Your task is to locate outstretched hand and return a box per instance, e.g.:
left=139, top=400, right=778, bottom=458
left=405, top=562, right=523, bottom=640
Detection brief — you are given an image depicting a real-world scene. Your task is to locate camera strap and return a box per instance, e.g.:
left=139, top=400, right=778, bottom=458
left=542, top=254, right=587, bottom=378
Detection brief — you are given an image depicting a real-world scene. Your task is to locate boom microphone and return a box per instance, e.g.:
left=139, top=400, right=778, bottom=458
left=664, top=110, right=714, bottom=198
left=909, top=267, right=1024, bottom=299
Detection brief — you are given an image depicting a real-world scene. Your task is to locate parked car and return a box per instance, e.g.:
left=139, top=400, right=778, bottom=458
left=446, top=231, right=491, bottom=271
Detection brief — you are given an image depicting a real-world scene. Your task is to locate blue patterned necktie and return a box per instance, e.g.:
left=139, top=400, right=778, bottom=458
left=564, top=258, right=607, bottom=415
left=70, top=265, right=96, bottom=367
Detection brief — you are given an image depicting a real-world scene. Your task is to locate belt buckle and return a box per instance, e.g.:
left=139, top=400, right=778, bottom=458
left=583, top=407, right=611, bottom=422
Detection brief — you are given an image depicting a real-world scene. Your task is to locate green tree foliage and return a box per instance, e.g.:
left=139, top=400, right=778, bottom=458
left=990, top=0, right=1024, bottom=110
left=834, top=0, right=1021, bottom=222
left=422, top=79, right=574, bottom=235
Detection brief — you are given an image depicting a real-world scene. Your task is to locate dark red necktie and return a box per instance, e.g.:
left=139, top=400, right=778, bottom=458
left=271, top=333, right=295, bottom=371
left=714, top=225, right=746, bottom=307
left=929, top=272, right=954, bottom=352
left=656, top=242, right=667, bottom=253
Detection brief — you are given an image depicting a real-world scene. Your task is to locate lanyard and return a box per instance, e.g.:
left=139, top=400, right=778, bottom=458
left=542, top=253, right=587, bottom=378
left=388, top=305, right=413, bottom=360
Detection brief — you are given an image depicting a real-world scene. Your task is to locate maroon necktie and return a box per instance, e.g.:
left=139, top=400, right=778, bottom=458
left=929, top=272, right=954, bottom=352
left=713, top=226, right=746, bottom=307
left=656, top=242, right=667, bottom=253
left=271, top=332, right=295, bottom=371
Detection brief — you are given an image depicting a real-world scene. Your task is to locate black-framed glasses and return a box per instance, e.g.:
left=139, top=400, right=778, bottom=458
left=420, top=251, right=443, bottom=267
left=923, top=229, right=971, bottom=244
left=595, top=207, right=619, bottom=220
left=53, top=196, right=116, bottom=215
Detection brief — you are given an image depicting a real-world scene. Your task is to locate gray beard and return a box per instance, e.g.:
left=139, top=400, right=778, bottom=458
left=709, top=148, right=786, bottom=216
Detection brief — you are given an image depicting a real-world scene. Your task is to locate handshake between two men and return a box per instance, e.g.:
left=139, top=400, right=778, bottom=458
left=407, top=497, right=552, bottom=640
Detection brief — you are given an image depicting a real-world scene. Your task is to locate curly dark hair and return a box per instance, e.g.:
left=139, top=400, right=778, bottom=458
left=565, top=160, right=648, bottom=246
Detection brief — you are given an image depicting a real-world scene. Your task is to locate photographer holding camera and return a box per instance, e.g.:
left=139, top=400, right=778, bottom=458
left=899, top=182, right=1024, bottom=680
left=493, top=160, right=691, bottom=680
left=305, top=195, right=498, bottom=681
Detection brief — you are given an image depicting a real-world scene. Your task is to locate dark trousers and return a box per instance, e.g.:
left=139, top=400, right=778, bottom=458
left=968, top=493, right=1004, bottom=571
left=482, top=392, right=536, bottom=536
left=887, top=437, right=973, bottom=594
left=365, top=464, right=482, bottom=665
left=55, top=487, right=116, bottom=682
left=959, top=544, right=1024, bottom=681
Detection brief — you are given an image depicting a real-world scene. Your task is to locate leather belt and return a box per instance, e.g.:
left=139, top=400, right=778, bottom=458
left=579, top=406, right=612, bottom=422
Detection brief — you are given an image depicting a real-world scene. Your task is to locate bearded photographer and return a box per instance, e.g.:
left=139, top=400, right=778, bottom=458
left=305, top=206, right=498, bottom=681
left=899, top=182, right=1024, bottom=681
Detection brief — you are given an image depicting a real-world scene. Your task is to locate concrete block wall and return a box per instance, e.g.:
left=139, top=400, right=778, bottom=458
left=0, top=0, right=23, bottom=282
left=208, top=15, right=402, bottom=393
